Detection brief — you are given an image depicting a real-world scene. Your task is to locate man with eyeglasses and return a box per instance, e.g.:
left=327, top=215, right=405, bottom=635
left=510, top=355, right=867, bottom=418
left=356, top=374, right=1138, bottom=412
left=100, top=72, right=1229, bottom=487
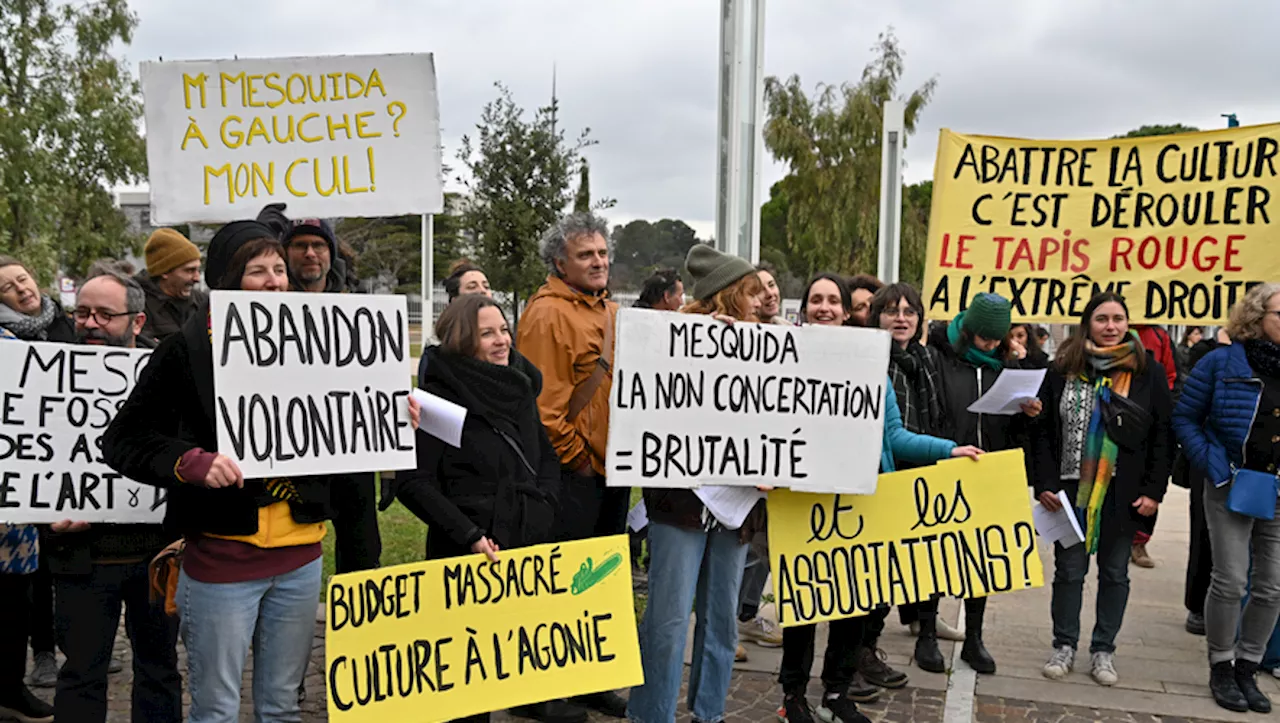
left=43, top=268, right=182, bottom=723
left=282, top=218, right=350, bottom=293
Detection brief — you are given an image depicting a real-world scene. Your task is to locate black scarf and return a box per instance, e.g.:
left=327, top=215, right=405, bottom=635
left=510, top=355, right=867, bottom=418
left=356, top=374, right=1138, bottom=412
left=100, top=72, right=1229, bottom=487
left=889, top=341, right=946, bottom=435
left=1245, top=338, right=1280, bottom=379
left=423, top=347, right=544, bottom=437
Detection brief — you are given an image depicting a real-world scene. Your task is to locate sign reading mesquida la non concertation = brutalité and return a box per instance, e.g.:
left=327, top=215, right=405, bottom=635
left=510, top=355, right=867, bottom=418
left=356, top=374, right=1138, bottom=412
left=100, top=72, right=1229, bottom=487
left=141, top=52, right=443, bottom=224
left=324, top=536, right=643, bottom=723
left=209, top=290, right=417, bottom=479
left=768, top=450, right=1044, bottom=628
left=0, top=341, right=166, bottom=524
left=604, top=309, right=891, bottom=494
left=923, top=124, right=1280, bottom=324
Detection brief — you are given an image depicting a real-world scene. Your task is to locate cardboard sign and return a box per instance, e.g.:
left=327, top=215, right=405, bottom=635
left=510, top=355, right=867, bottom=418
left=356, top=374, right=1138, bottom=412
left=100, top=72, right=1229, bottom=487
left=325, top=536, right=643, bottom=722
left=209, top=290, right=416, bottom=478
left=605, top=309, right=890, bottom=494
left=141, top=53, right=443, bottom=223
left=767, top=450, right=1044, bottom=627
left=0, top=342, right=166, bottom=523
left=922, top=124, right=1280, bottom=323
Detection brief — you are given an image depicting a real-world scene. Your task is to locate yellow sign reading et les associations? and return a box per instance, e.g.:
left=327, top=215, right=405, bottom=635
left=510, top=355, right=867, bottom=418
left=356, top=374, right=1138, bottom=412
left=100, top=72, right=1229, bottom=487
left=324, top=536, right=642, bottom=723
left=768, top=450, right=1043, bottom=627
left=922, top=124, right=1280, bottom=324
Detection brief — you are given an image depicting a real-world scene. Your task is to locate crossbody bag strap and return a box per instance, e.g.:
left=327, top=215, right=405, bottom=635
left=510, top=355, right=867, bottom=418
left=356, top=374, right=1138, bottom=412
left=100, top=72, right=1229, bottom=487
left=566, top=310, right=616, bottom=423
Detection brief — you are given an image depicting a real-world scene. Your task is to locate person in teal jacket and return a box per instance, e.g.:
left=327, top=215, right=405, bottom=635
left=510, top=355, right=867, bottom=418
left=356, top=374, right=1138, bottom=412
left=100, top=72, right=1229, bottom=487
left=777, top=273, right=982, bottom=723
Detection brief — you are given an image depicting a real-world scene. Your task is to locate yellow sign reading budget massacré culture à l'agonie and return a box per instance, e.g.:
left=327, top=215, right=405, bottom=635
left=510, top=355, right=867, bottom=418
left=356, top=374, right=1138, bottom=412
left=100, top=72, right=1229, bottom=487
left=324, top=536, right=642, bottom=723
left=923, top=124, right=1280, bottom=324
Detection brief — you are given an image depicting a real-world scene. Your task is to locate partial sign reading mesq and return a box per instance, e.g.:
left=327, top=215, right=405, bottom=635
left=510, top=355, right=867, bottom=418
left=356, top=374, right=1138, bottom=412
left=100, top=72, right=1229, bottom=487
left=324, top=536, right=642, bottom=723
left=141, top=53, right=443, bottom=224
left=0, top=342, right=164, bottom=524
left=605, top=310, right=889, bottom=494
left=210, top=291, right=416, bottom=479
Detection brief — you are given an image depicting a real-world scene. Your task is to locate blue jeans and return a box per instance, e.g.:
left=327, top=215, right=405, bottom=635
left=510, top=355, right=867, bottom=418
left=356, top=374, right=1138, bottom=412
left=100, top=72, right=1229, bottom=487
left=628, top=522, right=748, bottom=723
left=178, top=557, right=322, bottom=723
left=1050, top=487, right=1131, bottom=654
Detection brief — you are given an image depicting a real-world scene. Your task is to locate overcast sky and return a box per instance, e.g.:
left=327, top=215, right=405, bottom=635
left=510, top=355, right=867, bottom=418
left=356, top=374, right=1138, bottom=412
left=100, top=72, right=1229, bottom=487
left=125, top=0, right=1280, bottom=239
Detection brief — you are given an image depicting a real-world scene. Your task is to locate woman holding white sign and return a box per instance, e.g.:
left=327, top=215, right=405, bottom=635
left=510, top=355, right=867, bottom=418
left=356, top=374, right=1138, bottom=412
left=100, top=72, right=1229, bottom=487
left=103, top=221, right=419, bottom=723
left=392, top=293, right=576, bottom=723
left=627, top=245, right=767, bottom=723
left=775, top=274, right=982, bottom=723
left=1029, top=292, right=1172, bottom=691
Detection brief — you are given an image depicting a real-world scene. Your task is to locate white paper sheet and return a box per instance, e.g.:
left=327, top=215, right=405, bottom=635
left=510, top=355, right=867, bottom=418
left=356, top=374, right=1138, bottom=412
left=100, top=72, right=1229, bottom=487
left=1032, top=490, right=1084, bottom=548
left=966, top=368, right=1048, bottom=415
left=627, top=501, right=649, bottom=532
left=695, top=485, right=766, bottom=530
left=411, top=388, right=467, bottom=448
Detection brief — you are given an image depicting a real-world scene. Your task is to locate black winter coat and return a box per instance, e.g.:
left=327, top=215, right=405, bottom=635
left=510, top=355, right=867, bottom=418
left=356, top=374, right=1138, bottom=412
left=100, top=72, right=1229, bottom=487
left=395, top=347, right=559, bottom=560
left=932, top=338, right=1028, bottom=453
left=134, top=272, right=206, bottom=343
left=102, top=305, right=359, bottom=540
left=1028, top=360, right=1174, bottom=532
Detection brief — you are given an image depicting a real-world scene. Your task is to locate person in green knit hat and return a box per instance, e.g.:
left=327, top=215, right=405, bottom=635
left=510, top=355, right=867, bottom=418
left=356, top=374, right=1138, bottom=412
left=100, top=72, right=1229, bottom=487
left=920, top=292, right=1043, bottom=676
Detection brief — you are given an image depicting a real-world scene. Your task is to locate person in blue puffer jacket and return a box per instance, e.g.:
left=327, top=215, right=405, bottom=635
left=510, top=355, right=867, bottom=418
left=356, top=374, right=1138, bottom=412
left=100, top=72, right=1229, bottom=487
left=1173, top=282, right=1280, bottom=714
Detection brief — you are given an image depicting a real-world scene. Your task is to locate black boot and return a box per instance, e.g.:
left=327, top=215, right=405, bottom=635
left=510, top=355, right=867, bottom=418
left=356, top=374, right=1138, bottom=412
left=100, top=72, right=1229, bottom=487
left=959, top=598, right=996, bottom=674
left=913, top=613, right=947, bottom=673
left=1209, top=661, right=1248, bottom=712
left=1235, top=659, right=1272, bottom=713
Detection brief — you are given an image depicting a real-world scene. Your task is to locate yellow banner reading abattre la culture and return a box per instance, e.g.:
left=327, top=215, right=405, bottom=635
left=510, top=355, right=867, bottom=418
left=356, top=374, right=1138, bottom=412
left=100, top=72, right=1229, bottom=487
left=324, top=536, right=642, bottom=723
left=768, top=450, right=1043, bottom=627
left=922, top=124, right=1280, bottom=324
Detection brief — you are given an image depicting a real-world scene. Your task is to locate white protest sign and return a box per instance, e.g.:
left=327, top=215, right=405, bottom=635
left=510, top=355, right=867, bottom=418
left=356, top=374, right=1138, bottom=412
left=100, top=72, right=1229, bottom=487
left=0, top=342, right=166, bottom=523
left=210, top=291, right=417, bottom=478
left=141, top=53, right=442, bottom=224
left=604, top=310, right=890, bottom=494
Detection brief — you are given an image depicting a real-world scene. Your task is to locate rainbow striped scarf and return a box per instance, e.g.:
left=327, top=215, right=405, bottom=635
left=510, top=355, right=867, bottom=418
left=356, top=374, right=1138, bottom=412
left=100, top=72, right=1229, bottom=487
left=1075, top=339, right=1139, bottom=554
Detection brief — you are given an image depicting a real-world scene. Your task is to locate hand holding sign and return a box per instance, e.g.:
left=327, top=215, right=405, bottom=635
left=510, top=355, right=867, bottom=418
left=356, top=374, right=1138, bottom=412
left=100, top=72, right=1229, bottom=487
left=950, top=445, right=984, bottom=460
left=50, top=520, right=92, bottom=534
left=203, top=454, right=246, bottom=489
left=471, top=537, right=500, bottom=563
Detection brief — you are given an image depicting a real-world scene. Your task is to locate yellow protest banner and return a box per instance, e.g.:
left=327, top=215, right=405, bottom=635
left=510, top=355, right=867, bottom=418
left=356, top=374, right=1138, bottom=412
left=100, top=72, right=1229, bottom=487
left=922, top=124, right=1280, bottom=324
left=325, top=536, right=643, bottom=722
left=768, top=450, right=1043, bottom=627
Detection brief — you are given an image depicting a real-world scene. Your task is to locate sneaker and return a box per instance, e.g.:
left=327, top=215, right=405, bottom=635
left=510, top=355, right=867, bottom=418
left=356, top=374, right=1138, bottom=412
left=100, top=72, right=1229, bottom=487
left=509, top=700, right=589, bottom=723
left=1090, top=651, right=1118, bottom=686
left=0, top=686, right=54, bottom=723
left=816, top=690, right=870, bottom=723
left=778, top=694, right=815, bottom=723
left=1130, top=543, right=1155, bottom=568
left=740, top=616, right=783, bottom=647
left=1185, top=612, right=1206, bottom=636
left=856, top=647, right=907, bottom=689
left=736, top=643, right=749, bottom=662
left=1042, top=645, right=1075, bottom=680
left=26, top=651, right=57, bottom=688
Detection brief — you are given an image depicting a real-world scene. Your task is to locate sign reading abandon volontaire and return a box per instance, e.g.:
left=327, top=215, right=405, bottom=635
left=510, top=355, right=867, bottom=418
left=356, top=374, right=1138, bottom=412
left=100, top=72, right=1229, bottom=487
left=210, top=290, right=416, bottom=479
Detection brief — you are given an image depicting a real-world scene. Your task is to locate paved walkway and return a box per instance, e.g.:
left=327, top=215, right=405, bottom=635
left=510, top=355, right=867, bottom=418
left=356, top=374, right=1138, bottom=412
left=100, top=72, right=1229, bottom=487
left=24, top=486, right=1258, bottom=721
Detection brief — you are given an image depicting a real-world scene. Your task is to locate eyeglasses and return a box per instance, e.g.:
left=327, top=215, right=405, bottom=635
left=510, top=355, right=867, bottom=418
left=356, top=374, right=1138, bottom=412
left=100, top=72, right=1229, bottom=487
left=72, top=308, right=136, bottom=324
left=881, top=307, right=919, bottom=319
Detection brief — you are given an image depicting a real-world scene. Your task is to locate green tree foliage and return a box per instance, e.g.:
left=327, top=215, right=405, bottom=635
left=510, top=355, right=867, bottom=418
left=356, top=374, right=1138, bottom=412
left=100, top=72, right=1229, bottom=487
left=0, top=0, right=146, bottom=282
left=899, top=180, right=932, bottom=287
left=1115, top=123, right=1200, bottom=139
left=457, top=83, right=592, bottom=313
left=610, top=218, right=707, bottom=290
left=335, top=196, right=466, bottom=293
left=763, top=29, right=935, bottom=278
left=574, top=161, right=591, bottom=213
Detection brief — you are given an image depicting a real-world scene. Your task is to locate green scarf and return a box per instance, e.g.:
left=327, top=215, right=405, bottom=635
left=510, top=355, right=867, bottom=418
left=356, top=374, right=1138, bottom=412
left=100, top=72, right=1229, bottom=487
left=947, top=311, right=1003, bottom=371
left=1074, top=337, right=1140, bottom=554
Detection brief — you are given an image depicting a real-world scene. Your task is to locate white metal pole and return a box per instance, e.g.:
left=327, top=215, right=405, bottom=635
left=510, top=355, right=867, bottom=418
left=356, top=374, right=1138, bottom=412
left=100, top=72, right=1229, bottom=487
left=877, top=100, right=905, bottom=283
left=421, top=214, right=434, bottom=328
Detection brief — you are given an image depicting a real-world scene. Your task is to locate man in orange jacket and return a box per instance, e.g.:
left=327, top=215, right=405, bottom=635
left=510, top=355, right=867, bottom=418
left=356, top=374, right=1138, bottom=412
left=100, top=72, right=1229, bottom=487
left=515, top=213, right=627, bottom=721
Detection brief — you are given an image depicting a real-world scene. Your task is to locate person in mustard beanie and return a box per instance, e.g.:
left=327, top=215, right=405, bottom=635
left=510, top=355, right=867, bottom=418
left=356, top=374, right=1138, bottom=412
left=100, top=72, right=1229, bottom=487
left=134, top=228, right=206, bottom=342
